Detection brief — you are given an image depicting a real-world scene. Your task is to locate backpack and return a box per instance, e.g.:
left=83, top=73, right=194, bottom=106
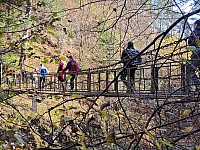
left=58, top=62, right=66, bottom=72
left=40, top=68, right=47, bottom=78
left=124, top=48, right=142, bottom=65
left=70, top=61, right=81, bottom=74
left=188, top=29, right=200, bottom=47
left=58, top=72, right=65, bottom=82
left=57, top=62, right=66, bottom=81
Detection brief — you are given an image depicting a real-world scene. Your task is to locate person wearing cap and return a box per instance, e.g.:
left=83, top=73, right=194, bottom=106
left=186, top=19, right=200, bottom=91
left=120, top=41, right=142, bottom=93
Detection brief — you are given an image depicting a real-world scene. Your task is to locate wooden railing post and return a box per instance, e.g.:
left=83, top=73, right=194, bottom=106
left=127, top=68, right=131, bottom=92
left=37, top=74, right=40, bottom=90
left=0, top=59, right=2, bottom=87
left=54, top=73, right=56, bottom=92
left=151, top=65, right=159, bottom=93
left=19, top=74, right=21, bottom=89
left=49, top=75, right=52, bottom=91
left=87, top=69, right=91, bottom=92
left=181, top=63, right=186, bottom=92
left=106, top=70, right=109, bottom=92
left=185, top=62, right=191, bottom=92
left=114, top=70, right=118, bottom=91
left=26, top=74, right=28, bottom=89
left=75, top=73, right=78, bottom=91
left=98, top=71, right=101, bottom=91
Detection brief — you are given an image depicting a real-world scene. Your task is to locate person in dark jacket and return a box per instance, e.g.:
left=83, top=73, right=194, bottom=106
left=188, top=19, right=200, bottom=47
left=186, top=19, right=200, bottom=90
left=121, top=41, right=142, bottom=93
left=63, top=55, right=78, bottom=91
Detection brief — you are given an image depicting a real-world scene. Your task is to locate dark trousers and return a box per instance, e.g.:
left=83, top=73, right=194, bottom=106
left=39, top=77, right=46, bottom=89
left=70, top=74, right=75, bottom=90
left=186, top=59, right=200, bottom=87
left=120, top=67, right=136, bottom=92
left=32, top=78, right=36, bottom=86
left=186, top=48, right=200, bottom=89
left=58, top=77, right=66, bottom=91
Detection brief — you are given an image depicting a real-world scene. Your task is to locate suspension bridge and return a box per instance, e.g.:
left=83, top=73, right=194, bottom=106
left=1, top=58, right=197, bottom=97
left=1, top=43, right=199, bottom=111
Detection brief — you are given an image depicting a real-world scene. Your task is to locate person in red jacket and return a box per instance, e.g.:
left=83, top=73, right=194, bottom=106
left=57, top=58, right=66, bottom=91
left=63, top=55, right=80, bottom=91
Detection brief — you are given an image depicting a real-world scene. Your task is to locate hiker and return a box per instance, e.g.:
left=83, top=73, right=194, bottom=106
left=186, top=19, right=200, bottom=91
left=57, top=58, right=66, bottom=91
left=63, top=55, right=80, bottom=91
left=38, top=64, right=49, bottom=90
left=120, top=41, right=142, bottom=93
left=30, top=69, right=38, bottom=87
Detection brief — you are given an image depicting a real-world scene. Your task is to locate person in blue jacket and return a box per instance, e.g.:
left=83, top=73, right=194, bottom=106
left=38, top=64, right=49, bottom=90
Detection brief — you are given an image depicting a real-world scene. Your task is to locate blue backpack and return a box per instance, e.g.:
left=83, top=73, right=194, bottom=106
left=41, top=68, right=47, bottom=78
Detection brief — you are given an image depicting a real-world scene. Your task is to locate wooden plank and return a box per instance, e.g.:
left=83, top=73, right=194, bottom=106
left=114, top=71, right=118, bottom=91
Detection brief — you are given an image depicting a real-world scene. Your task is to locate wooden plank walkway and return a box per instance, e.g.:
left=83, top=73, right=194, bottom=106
left=30, top=91, right=200, bottom=100
left=4, top=88, right=199, bottom=101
